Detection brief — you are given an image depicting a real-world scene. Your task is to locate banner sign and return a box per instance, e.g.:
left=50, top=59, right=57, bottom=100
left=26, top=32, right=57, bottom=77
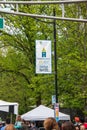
left=36, top=40, right=51, bottom=74
left=52, top=95, right=56, bottom=105
left=54, top=103, right=59, bottom=122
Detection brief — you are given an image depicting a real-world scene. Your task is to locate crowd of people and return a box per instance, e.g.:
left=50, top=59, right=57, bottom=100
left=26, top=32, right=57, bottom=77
left=0, top=115, right=87, bottom=130
left=0, top=115, right=38, bottom=130
left=44, top=116, right=87, bottom=130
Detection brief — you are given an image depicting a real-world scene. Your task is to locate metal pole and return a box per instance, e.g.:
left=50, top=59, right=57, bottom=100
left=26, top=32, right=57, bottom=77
left=53, top=9, right=58, bottom=103
left=0, top=10, right=87, bottom=23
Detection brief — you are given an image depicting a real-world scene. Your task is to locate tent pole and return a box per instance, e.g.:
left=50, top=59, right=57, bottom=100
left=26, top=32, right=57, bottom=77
left=10, top=113, right=12, bottom=123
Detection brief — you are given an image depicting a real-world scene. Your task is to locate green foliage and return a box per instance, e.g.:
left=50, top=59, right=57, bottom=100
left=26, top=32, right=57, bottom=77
left=0, top=2, right=87, bottom=115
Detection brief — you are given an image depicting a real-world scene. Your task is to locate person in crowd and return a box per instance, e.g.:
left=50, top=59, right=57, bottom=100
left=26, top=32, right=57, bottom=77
left=25, top=121, right=31, bottom=129
left=74, top=117, right=85, bottom=130
left=62, top=121, right=75, bottom=130
left=74, top=117, right=80, bottom=126
left=14, top=115, right=22, bottom=129
left=58, top=121, right=62, bottom=130
left=37, top=121, right=44, bottom=130
left=44, top=117, right=59, bottom=130
left=21, top=120, right=30, bottom=130
left=83, top=117, right=87, bottom=129
left=1, top=118, right=11, bottom=130
left=5, top=124, right=16, bottom=130
left=0, top=121, right=3, bottom=130
left=79, top=117, right=85, bottom=130
left=74, top=117, right=81, bottom=130
left=30, top=121, right=37, bottom=130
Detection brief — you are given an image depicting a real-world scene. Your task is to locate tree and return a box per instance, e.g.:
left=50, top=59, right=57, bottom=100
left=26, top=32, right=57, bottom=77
left=0, top=3, right=55, bottom=113
left=0, top=2, right=87, bottom=115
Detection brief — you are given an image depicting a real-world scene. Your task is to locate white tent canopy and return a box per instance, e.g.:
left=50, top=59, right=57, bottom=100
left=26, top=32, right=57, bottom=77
left=0, top=100, right=18, bottom=115
left=21, top=105, right=70, bottom=121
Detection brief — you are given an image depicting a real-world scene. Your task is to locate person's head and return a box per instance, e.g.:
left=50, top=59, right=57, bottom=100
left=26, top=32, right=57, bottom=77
left=44, top=117, right=59, bottom=130
left=31, top=121, right=36, bottom=127
left=62, top=121, right=75, bottom=130
left=5, top=124, right=16, bottom=130
left=74, top=117, right=80, bottom=123
left=16, top=115, right=21, bottom=121
left=6, top=118, right=10, bottom=124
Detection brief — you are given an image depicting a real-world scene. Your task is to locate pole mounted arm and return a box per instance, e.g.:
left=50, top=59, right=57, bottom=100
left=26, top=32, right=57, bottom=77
left=0, top=10, right=87, bottom=23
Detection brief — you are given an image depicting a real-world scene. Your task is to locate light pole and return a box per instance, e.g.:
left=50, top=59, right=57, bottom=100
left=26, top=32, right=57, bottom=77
left=53, top=9, right=58, bottom=103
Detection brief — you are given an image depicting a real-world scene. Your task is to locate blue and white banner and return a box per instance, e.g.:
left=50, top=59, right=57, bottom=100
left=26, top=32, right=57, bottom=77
left=52, top=95, right=56, bottom=105
left=36, top=40, right=52, bottom=74
left=54, top=103, right=59, bottom=122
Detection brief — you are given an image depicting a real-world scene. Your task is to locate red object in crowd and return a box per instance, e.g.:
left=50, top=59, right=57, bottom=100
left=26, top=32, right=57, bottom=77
left=84, top=123, right=87, bottom=129
left=75, top=117, right=80, bottom=122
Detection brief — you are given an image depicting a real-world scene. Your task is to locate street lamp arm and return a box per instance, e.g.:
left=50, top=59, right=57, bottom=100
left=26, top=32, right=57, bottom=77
left=0, top=10, right=87, bottom=23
